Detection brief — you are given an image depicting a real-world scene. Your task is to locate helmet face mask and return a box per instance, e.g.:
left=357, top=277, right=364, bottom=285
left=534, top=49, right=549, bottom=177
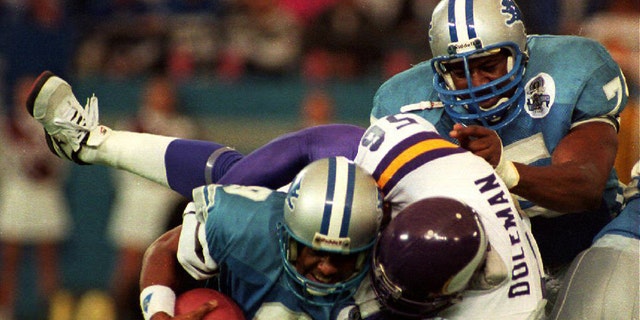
left=278, top=233, right=371, bottom=305
left=371, top=197, right=487, bottom=317
left=372, top=249, right=460, bottom=318
left=278, top=157, right=383, bottom=306
left=428, top=0, right=528, bottom=129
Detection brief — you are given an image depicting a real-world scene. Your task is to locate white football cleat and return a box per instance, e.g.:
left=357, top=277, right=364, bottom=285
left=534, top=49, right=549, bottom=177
left=26, top=71, right=100, bottom=164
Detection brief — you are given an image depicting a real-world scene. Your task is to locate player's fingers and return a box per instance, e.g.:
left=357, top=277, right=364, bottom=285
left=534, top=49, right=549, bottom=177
left=466, top=141, right=491, bottom=160
left=456, top=124, right=500, bottom=138
left=450, top=124, right=491, bottom=146
left=464, top=136, right=501, bottom=166
left=449, top=123, right=466, bottom=138
left=199, top=299, right=218, bottom=313
left=186, top=300, right=218, bottom=320
left=450, top=124, right=471, bottom=147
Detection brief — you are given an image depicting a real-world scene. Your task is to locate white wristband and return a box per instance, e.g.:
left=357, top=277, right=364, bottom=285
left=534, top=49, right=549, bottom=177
left=496, top=157, right=520, bottom=189
left=494, top=137, right=520, bottom=189
left=140, top=285, right=176, bottom=320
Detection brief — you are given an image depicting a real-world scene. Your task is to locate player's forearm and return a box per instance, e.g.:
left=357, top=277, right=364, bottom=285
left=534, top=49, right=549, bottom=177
left=140, top=227, right=182, bottom=290
left=511, top=162, right=606, bottom=213
left=510, top=121, right=617, bottom=214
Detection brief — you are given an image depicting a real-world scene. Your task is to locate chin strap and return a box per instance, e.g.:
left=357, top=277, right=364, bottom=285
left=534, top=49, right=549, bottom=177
left=494, top=136, right=520, bottom=189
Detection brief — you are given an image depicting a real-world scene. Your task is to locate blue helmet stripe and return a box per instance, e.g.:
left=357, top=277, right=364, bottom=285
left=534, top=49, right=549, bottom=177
left=447, top=0, right=458, bottom=42
left=320, top=157, right=336, bottom=235
left=339, top=163, right=356, bottom=238
left=465, top=0, right=477, bottom=39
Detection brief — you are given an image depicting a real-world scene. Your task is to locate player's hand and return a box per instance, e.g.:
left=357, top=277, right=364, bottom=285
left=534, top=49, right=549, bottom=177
left=150, top=300, right=218, bottom=320
left=175, top=300, right=218, bottom=320
left=449, top=123, right=502, bottom=167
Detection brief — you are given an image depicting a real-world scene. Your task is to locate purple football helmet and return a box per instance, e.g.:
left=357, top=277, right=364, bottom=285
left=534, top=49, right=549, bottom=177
left=371, top=197, right=487, bottom=318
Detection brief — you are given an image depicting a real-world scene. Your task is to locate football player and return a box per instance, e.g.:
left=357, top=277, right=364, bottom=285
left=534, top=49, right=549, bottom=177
left=139, top=157, right=384, bottom=319
left=549, top=160, right=639, bottom=319
left=371, top=0, right=628, bottom=273
left=351, top=114, right=545, bottom=319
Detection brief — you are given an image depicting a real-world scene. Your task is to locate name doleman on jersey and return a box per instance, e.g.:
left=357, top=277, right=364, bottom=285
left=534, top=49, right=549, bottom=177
left=475, top=173, right=532, bottom=298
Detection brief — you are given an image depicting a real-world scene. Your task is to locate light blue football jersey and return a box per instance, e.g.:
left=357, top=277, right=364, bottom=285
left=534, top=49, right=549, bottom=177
left=190, top=184, right=354, bottom=319
left=371, top=35, right=629, bottom=266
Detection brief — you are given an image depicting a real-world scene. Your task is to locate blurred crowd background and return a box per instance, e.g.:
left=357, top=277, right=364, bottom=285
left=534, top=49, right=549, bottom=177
left=0, top=0, right=637, bottom=319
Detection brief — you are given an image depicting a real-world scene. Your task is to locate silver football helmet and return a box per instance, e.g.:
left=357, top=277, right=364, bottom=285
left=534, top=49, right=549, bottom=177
left=429, top=0, right=528, bottom=129
left=371, top=197, right=487, bottom=317
left=278, top=156, right=384, bottom=305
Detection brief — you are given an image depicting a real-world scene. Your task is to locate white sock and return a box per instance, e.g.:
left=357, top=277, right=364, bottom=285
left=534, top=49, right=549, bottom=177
left=81, top=126, right=176, bottom=187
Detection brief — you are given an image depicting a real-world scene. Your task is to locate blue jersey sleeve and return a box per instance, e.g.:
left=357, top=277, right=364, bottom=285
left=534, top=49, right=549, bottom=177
left=218, top=124, right=364, bottom=188
left=201, top=185, right=285, bottom=265
left=567, top=37, right=628, bottom=123
left=527, top=36, right=628, bottom=124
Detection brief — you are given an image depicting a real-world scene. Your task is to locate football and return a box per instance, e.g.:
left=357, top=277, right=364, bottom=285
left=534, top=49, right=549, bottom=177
left=175, top=288, right=245, bottom=320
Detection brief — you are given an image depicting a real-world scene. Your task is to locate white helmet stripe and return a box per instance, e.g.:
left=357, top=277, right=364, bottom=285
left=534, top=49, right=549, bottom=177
left=449, top=0, right=476, bottom=43
left=320, top=157, right=355, bottom=238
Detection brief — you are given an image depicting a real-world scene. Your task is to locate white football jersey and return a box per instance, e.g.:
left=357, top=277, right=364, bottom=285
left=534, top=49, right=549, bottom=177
left=355, top=114, right=546, bottom=319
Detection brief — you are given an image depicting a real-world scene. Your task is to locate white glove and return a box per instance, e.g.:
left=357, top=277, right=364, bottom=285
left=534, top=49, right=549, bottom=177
left=177, top=202, right=219, bottom=280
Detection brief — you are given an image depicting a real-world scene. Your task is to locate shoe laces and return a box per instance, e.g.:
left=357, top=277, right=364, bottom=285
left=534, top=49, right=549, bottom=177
left=52, top=95, right=99, bottom=151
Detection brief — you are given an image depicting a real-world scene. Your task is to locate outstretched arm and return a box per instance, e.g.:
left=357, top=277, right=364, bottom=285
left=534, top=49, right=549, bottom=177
left=511, top=122, right=617, bottom=213
left=140, top=226, right=183, bottom=293
left=450, top=121, right=618, bottom=213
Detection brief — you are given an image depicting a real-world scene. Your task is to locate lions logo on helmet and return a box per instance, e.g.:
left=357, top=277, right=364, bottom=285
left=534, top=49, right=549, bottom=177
left=278, top=157, right=383, bottom=305
left=429, top=0, right=529, bottom=129
left=286, top=177, right=301, bottom=212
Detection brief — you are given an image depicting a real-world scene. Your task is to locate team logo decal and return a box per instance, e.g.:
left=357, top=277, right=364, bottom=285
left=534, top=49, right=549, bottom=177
left=142, top=293, right=152, bottom=312
left=525, top=73, right=555, bottom=118
left=286, top=178, right=301, bottom=211
left=501, top=0, right=524, bottom=25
